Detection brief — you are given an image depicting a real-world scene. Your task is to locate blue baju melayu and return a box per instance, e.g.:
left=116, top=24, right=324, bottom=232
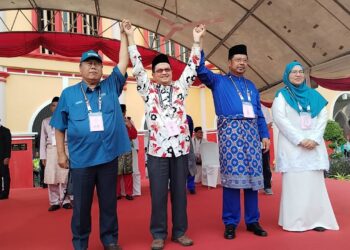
left=196, top=50, right=269, bottom=226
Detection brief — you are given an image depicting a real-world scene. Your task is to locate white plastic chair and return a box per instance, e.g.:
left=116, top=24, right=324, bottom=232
left=200, top=142, right=221, bottom=188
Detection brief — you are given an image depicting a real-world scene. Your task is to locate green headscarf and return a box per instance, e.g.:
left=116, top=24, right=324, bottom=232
left=275, top=61, right=327, bottom=118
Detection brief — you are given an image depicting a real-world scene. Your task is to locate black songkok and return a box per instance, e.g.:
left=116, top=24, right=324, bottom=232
left=228, top=44, right=247, bottom=60
left=152, top=54, right=170, bottom=72
left=51, top=96, right=59, bottom=103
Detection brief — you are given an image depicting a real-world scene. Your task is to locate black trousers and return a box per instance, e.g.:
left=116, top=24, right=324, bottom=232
left=262, top=150, right=272, bottom=189
left=0, top=163, right=10, bottom=198
left=147, top=154, right=189, bottom=240
left=71, top=157, right=119, bottom=250
left=39, top=160, right=47, bottom=188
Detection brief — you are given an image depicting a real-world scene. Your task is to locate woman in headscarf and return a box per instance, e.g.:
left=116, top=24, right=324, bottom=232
left=272, top=61, right=339, bottom=232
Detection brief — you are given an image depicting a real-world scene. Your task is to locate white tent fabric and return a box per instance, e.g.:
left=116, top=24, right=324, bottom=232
left=310, top=54, right=350, bottom=79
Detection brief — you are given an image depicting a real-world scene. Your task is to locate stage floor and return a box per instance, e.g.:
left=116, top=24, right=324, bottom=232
left=0, top=173, right=349, bottom=250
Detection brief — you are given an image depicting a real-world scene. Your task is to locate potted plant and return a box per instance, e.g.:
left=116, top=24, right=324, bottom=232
left=323, top=120, right=349, bottom=180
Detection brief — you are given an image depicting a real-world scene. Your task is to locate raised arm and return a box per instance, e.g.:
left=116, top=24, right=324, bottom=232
left=124, top=20, right=150, bottom=97
left=176, top=25, right=204, bottom=91
left=117, top=19, right=129, bottom=75
left=195, top=25, right=218, bottom=88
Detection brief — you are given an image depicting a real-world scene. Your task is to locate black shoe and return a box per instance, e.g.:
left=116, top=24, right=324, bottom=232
left=62, top=203, right=73, bottom=209
left=246, top=222, right=268, bottom=237
left=125, top=195, right=134, bottom=200
left=224, top=224, right=236, bottom=239
left=117, top=195, right=122, bottom=200
left=0, top=194, right=9, bottom=200
left=189, top=189, right=196, bottom=195
left=104, top=243, right=122, bottom=250
left=313, top=227, right=326, bottom=232
left=48, top=204, right=61, bottom=212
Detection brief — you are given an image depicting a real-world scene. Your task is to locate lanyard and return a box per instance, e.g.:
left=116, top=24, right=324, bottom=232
left=286, top=87, right=310, bottom=113
left=157, top=85, right=173, bottom=110
left=229, top=76, right=251, bottom=102
left=80, top=83, right=102, bottom=113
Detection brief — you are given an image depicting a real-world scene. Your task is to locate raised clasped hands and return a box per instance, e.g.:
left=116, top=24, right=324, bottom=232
left=193, top=24, right=206, bottom=43
left=122, top=19, right=133, bottom=36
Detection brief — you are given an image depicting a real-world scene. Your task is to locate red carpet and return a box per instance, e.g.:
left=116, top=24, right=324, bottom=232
left=0, top=173, right=349, bottom=250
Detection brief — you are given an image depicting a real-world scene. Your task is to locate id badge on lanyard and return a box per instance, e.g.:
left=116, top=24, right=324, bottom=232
left=165, top=118, right=180, bottom=137
left=80, top=84, right=104, bottom=132
left=300, top=112, right=312, bottom=130
left=229, top=76, right=255, bottom=118
left=242, top=102, right=255, bottom=118
left=89, top=112, right=104, bottom=132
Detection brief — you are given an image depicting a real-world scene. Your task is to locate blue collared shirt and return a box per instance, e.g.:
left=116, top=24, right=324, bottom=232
left=196, top=50, right=269, bottom=139
left=50, top=67, right=131, bottom=168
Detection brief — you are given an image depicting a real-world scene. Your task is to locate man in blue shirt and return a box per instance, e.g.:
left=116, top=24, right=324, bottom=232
left=50, top=20, right=130, bottom=250
left=195, top=25, right=270, bottom=240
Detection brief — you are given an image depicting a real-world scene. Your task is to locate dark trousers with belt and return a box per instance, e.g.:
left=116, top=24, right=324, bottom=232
left=147, top=154, right=189, bottom=240
left=0, top=163, right=10, bottom=198
left=262, top=150, right=272, bottom=189
left=71, top=157, right=118, bottom=250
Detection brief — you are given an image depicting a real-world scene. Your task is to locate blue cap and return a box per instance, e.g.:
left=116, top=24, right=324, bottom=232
left=80, top=50, right=102, bottom=63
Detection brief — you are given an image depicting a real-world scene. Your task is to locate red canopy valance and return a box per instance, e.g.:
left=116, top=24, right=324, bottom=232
left=260, top=100, right=272, bottom=108
left=311, top=76, right=350, bottom=91
left=0, top=31, right=197, bottom=82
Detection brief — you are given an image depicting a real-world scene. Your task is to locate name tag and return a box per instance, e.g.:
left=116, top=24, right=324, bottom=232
left=51, top=129, right=56, bottom=146
left=89, top=112, right=104, bottom=132
left=300, top=112, right=312, bottom=130
left=165, top=119, right=180, bottom=137
left=242, top=102, right=255, bottom=118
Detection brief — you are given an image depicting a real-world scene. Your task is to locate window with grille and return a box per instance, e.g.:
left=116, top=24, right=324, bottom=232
left=82, top=14, right=98, bottom=36
left=180, top=46, right=189, bottom=62
left=62, top=12, right=78, bottom=33
left=165, top=40, right=175, bottom=57
left=148, top=32, right=160, bottom=51
left=40, top=10, right=56, bottom=54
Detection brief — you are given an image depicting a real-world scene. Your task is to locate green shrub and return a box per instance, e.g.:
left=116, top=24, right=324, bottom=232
left=326, top=158, right=350, bottom=180
left=324, top=120, right=346, bottom=159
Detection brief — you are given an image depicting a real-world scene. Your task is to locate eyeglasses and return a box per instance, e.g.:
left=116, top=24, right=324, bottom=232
left=155, top=68, right=172, bottom=74
left=290, top=70, right=304, bottom=75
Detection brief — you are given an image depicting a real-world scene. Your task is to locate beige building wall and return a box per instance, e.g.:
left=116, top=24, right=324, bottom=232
left=5, top=10, right=32, bottom=31
left=317, top=86, right=350, bottom=118
left=5, top=74, right=62, bottom=132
